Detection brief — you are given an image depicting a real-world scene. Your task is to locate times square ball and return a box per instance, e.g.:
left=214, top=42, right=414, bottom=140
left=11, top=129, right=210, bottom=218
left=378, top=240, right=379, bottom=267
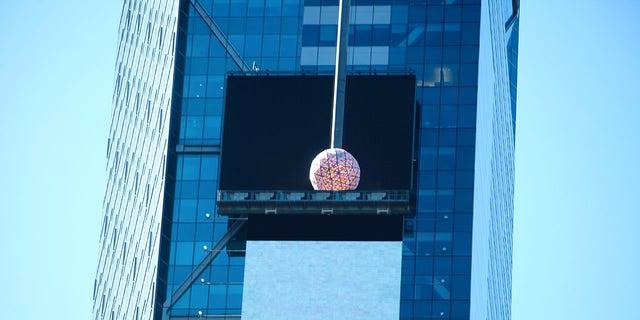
left=309, top=148, right=360, bottom=191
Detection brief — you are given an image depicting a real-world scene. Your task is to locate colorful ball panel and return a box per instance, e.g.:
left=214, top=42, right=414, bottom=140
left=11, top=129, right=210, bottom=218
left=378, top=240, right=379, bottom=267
left=309, top=148, right=360, bottom=191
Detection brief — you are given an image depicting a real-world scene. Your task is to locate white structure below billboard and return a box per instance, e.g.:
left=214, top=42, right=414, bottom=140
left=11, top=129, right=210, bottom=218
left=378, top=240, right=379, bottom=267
left=242, top=241, right=402, bottom=320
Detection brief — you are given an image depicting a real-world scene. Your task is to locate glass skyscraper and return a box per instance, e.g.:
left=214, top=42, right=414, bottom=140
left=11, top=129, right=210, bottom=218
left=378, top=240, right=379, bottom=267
left=93, top=0, right=519, bottom=319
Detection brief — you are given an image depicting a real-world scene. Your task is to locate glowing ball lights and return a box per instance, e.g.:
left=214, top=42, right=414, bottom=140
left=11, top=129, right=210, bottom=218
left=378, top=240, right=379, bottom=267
left=309, top=148, right=360, bottom=191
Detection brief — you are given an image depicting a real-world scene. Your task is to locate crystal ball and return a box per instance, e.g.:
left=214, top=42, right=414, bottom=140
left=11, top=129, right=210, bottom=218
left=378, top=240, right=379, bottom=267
left=309, top=148, right=360, bottom=191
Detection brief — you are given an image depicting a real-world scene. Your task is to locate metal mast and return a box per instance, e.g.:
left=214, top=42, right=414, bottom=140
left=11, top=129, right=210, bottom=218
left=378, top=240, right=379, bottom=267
left=330, top=0, right=350, bottom=148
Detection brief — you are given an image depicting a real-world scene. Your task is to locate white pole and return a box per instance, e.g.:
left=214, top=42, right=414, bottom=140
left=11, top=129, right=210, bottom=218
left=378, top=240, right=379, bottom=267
left=330, top=0, right=350, bottom=149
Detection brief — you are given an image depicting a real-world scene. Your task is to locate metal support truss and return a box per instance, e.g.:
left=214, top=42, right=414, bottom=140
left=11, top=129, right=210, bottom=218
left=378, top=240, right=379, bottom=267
left=189, top=0, right=252, bottom=72
left=162, top=216, right=248, bottom=320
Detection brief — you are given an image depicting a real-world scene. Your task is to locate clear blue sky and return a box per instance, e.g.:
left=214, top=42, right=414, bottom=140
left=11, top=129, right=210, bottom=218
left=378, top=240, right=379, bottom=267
left=0, top=1, right=638, bottom=319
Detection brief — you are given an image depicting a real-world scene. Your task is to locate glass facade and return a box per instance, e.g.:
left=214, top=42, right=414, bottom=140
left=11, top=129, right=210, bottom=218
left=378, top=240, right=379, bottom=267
left=95, top=0, right=518, bottom=318
left=469, top=0, right=518, bottom=319
left=93, top=1, right=180, bottom=320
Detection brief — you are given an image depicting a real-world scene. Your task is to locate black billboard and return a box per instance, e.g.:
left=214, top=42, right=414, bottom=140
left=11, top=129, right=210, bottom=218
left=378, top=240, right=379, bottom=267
left=220, top=75, right=416, bottom=190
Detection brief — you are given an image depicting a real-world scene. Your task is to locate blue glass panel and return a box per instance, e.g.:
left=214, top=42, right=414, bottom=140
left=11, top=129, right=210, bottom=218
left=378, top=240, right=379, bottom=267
left=193, top=241, right=210, bottom=262
left=451, top=275, right=471, bottom=299
left=191, top=35, right=211, bottom=57
left=440, top=105, right=457, bottom=128
left=282, top=0, right=299, bottom=15
left=197, top=199, right=215, bottom=222
left=265, top=0, right=282, bottom=16
left=408, top=5, right=426, bottom=22
left=190, top=285, right=209, bottom=308
left=209, top=285, right=227, bottom=309
left=421, top=105, right=439, bottom=128
left=437, top=171, right=455, bottom=188
left=262, top=35, right=280, bottom=56
left=187, top=98, right=206, bottom=116
left=228, top=265, right=244, bottom=282
left=437, top=147, right=455, bottom=170
left=444, top=5, right=461, bottom=22
left=407, top=46, right=424, bottom=63
left=179, top=199, right=198, bottom=223
left=461, top=4, right=480, bottom=22
left=247, top=0, right=265, bottom=16
left=414, top=284, right=432, bottom=299
left=419, top=147, right=437, bottom=170
left=425, top=46, right=442, bottom=63
left=453, top=232, right=472, bottom=256
left=245, top=35, right=263, bottom=56
left=180, top=181, right=200, bottom=198
left=457, top=128, right=475, bottom=146
left=371, top=27, right=391, bottom=47
left=389, top=46, right=406, bottom=66
left=319, top=25, right=337, bottom=46
left=426, top=5, right=444, bottom=22
left=417, top=189, right=435, bottom=212
left=420, top=129, right=438, bottom=146
left=442, top=45, right=459, bottom=63
left=203, top=116, right=222, bottom=140
left=246, top=17, right=264, bottom=34
left=200, top=156, right=219, bottom=180
left=457, top=104, right=476, bottom=127
left=452, top=256, right=471, bottom=274
left=458, top=86, right=477, bottom=105
left=408, top=24, right=426, bottom=46
left=263, top=17, right=281, bottom=34
left=230, top=0, right=248, bottom=16
left=460, top=45, right=478, bottom=62
left=182, top=156, right=201, bottom=180
left=431, top=300, right=451, bottom=319
left=400, top=300, right=413, bottom=319
left=174, top=266, right=193, bottom=286
left=436, top=189, right=454, bottom=212
left=227, top=284, right=243, bottom=308
left=438, top=128, right=456, bottom=147
left=190, top=57, right=209, bottom=75
left=416, top=219, right=435, bottom=232
left=402, top=256, right=415, bottom=274
left=416, top=231, right=435, bottom=255
left=302, top=25, right=320, bottom=46
left=415, top=257, right=433, bottom=274
left=461, top=22, right=480, bottom=45
left=199, top=181, right=217, bottom=198
left=213, top=0, right=231, bottom=17
left=280, top=35, right=298, bottom=57
left=205, top=98, right=224, bottom=115
left=451, top=300, right=471, bottom=319
left=391, top=6, right=408, bottom=24
left=390, top=24, right=407, bottom=46
left=228, top=18, right=246, bottom=34
left=454, top=189, right=473, bottom=212
left=189, top=76, right=207, bottom=97
left=433, top=256, right=451, bottom=274
left=455, top=170, right=473, bottom=188
left=228, top=34, right=245, bottom=53
left=414, top=300, right=432, bottom=317
left=455, top=146, right=474, bottom=170
left=175, top=242, right=195, bottom=265
left=177, top=223, right=196, bottom=241
left=196, top=223, right=214, bottom=241
left=459, top=63, right=478, bottom=86
left=401, top=284, right=415, bottom=300
left=354, top=25, right=373, bottom=46
left=418, top=171, right=437, bottom=188
left=185, top=116, right=204, bottom=139
left=453, top=214, right=472, bottom=231
left=211, top=265, right=229, bottom=282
